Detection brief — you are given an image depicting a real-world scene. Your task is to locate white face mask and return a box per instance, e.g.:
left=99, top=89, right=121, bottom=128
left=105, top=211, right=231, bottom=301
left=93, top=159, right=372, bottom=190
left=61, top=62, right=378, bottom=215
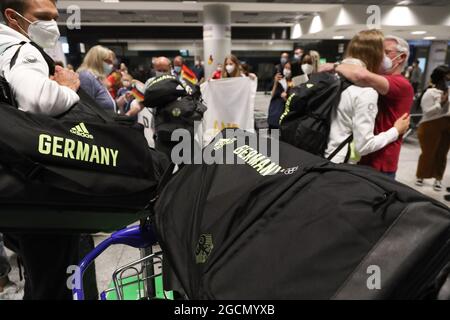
left=301, top=64, right=314, bottom=75
left=15, top=12, right=60, bottom=49
left=155, top=70, right=169, bottom=77
left=226, top=64, right=235, bottom=74
left=382, top=53, right=402, bottom=74
left=103, top=62, right=114, bottom=76
left=283, top=68, right=292, bottom=78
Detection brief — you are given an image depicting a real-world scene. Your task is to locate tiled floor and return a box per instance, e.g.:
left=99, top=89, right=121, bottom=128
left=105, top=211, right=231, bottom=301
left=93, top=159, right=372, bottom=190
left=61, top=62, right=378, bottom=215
left=2, top=93, right=449, bottom=299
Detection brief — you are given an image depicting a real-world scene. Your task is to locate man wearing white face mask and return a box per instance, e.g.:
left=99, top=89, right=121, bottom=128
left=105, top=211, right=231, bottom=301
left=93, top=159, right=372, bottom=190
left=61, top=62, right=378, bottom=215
left=153, top=56, right=172, bottom=77
left=0, top=0, right=83, bottom=300
left=321, top=35, right=414, bottom=179
left=0, top=0, right=80, bottom=116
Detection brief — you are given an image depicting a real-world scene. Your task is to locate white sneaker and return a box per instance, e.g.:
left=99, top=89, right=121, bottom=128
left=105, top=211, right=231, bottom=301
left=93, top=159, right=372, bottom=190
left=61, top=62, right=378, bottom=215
left=0, top=281, right=23, bottom=300
left=433, top=180, right=442, bottom=191
left=415, top=178, right=424, bottom=186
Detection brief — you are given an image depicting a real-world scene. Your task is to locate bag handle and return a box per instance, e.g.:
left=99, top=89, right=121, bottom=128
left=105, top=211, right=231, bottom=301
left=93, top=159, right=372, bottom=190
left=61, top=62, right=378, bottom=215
left=326, top=134, right=353, bottom=163
left=8, top=41, right=26, bottom=71
left=326, top=77, right=355, bottom=162
left=9, top=41, right=55, bottom=76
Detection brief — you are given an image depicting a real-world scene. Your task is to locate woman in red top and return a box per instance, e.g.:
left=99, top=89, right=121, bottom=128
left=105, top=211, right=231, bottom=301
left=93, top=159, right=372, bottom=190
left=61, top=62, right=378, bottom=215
left=211, top=63, right=222, bottom=80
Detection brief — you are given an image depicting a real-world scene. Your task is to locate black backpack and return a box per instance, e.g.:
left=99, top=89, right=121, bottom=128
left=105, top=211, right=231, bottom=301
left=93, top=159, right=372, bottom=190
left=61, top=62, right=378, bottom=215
left=144, top=75, right=192, bottom=108
left=154, top=95, right=207, bottom=140
left=154, top=129, right=450, bottom=300
left=143, top=74, right=206, bottom=158
left=280, top=72, right=352, bottom=159
left=152, top=95, right=207, bottom=159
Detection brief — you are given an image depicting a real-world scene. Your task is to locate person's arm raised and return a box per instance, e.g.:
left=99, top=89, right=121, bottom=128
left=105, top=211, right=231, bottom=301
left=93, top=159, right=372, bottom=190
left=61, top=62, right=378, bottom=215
left=335, top=64, right=390, bottom=96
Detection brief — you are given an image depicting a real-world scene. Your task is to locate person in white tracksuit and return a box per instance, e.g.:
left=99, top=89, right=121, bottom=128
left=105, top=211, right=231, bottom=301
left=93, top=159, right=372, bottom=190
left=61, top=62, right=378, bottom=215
left=0, top=0, right=82, bottom=300
left=0, top=2, right=79, bottom=115
left=324, top=30, right=410, bottom=164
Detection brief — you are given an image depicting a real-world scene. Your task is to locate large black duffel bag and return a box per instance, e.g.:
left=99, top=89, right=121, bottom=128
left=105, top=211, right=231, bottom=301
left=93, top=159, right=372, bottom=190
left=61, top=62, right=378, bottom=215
left=154, top=129, right=450, bottom=299
left=0, top=89, right=161, bottom=233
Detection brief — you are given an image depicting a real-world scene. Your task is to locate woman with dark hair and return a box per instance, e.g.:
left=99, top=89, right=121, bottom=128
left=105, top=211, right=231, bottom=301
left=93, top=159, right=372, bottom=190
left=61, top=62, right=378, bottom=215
left=267, top=61, right=293, bottom=129
left=298, top=51, right=320, bottom=77
left=415, top=65, right=450, bottom=191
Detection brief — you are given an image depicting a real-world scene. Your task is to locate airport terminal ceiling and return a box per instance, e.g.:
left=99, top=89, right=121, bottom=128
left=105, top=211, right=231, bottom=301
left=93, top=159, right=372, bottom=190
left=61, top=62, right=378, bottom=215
left=53, top=0, right=449, bottom=72
left=69, top=0, right=450, bottom=4
left=56, top=0, right=450, bottom=40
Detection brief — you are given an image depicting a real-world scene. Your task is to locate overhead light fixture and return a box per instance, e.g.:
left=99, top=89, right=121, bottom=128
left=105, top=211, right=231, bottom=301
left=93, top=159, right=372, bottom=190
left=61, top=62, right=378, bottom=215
left=397, top=0, right=411, bottom=5
left=411, top=31, right=427, bottom=35
left=102, top=0, right=120, bottom=3
left=424, top=36, right=436, bottom=40
left=309, top=15, right=323, bottom=34
left=291, top=23, right=302, bottom=39
left=385, top=7, right=415, bottom=26
left=333, top=36, right=344, bottom=40
left=79, top=43, right=86, bottom=54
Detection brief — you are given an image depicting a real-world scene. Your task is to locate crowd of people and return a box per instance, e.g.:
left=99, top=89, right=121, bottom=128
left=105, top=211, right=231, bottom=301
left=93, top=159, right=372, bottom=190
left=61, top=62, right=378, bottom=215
left=0, top=0, right=449, bottom=301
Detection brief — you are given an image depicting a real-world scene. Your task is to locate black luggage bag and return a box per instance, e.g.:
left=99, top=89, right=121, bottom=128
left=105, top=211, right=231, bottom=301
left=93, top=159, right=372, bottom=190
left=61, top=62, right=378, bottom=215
left=279, top=72, right=352, bottom=157
left=0, top=89, right=161, bottom=233
left=154, top=129, right=450, bottom=299
left=143, top=75, right=206, bottom=159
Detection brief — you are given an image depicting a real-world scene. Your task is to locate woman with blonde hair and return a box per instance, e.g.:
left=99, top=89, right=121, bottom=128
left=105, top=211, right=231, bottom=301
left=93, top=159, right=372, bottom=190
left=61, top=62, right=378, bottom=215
left=221, top=54, right=243, bottom=78
left=324, top=29, right=410, bottom=165
left=309, top=50, right=321, bottom=74
left=77, top=45, right=116, bottom=112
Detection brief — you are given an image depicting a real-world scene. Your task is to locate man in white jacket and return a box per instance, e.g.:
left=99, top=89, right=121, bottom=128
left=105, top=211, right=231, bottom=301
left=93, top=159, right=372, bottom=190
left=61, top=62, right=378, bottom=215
left=0, top=0, right=79, bottom=115
left=0, top=0, right=82, bottom=300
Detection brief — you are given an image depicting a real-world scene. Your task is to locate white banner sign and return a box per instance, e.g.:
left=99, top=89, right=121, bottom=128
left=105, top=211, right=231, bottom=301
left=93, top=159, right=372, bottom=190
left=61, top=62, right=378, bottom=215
left=201, top=77, right=255, bottom=145
left=137, top=108, right=155, bottom=148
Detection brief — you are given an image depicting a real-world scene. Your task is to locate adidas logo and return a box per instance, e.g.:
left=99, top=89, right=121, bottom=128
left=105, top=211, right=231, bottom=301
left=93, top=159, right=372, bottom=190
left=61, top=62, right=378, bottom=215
left=70, top=123, right=93, bottom=139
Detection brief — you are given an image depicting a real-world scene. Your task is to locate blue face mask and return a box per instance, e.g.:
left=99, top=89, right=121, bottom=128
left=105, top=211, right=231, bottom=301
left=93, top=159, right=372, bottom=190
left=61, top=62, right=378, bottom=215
left=174, top=66, right=182, bottom=73
left=103, top=62, right=114, bottom=75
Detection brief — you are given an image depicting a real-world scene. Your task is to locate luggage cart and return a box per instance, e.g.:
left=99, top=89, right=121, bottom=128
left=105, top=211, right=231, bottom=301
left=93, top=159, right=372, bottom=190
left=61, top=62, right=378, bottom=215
left=73, top=221, right=171, bottom=300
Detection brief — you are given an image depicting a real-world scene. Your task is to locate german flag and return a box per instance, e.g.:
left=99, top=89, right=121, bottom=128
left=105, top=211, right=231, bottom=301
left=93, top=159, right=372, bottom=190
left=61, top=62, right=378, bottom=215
left=130, top=82, right=145, bottom=102
left=181, top=64, right=198, bottom=84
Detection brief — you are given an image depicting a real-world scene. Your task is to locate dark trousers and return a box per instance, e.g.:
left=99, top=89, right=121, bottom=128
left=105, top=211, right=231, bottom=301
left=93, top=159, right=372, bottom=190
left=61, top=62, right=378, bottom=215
left=4, top=233, right=80, bottom=300
left=412, top=82, right=420, bottom=94
left=78, top=234, right=99, bottom=300
left=416, top=117, right=450, bottom=180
